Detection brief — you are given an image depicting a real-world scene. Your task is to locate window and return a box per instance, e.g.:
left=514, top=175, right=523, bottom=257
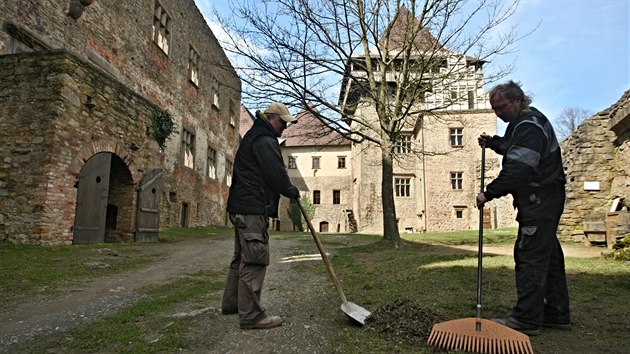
left=395, top=177, right=411, bottom=197
left=182, top=129, right=195, bottom=169
left=338, top=156, right=346, bottom=169
left=226, top=160, right=233, bottom=186
left=212, top=81, right=220, bottom=109
left=188, top=46, right=199, bottom=86
left=152, top=1, right=171, bottom=55
left=207, top=147, right=216, bottom=179
left=332, top=190, right=341, bottom=204
left=312, top=156, right=320, bottom=170
left=451, top=172, right=463, bottom=190
left=454, top=207, right=466, bottom=219
left=450, top=128, right=463, bottom=146
left=395, top=134, right=412, bottom=154
left=288, top=156, right=297, bottom=169
left=229, top=103, right=236, bottom=127
left=313, top=190, right=321, bottom=204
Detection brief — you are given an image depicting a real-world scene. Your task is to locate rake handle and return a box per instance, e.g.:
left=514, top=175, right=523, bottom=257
left=296, top=198, right=349, bottom=304
left=477, top=144, right=486, bottom=326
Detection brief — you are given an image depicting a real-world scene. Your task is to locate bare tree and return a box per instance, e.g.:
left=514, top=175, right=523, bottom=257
left=555, top=106, right=593, bottom=141
left=214, top=0, right=526, bottom=247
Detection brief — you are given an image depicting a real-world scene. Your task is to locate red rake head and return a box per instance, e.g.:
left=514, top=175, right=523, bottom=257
left=427, top=318, right=534, bottom=354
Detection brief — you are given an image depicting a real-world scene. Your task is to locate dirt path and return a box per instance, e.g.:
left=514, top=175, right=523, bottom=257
left=0, top=236, right=606, bottom=352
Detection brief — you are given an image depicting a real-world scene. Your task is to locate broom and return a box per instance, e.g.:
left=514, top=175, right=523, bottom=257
left=427, top=144, right=534, bottom=354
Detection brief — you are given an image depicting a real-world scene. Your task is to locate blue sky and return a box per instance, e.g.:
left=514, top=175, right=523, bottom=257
left=196, top=0, right=629, bottom=127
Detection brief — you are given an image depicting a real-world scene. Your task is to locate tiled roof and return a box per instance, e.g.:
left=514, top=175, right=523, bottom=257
left=282, top=105, right=351, bottom=147
left=239, top=105, right=255, bottom=138
left=377, top=5, right=442, bottom=54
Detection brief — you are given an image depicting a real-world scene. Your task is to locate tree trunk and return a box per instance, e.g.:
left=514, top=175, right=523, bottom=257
left=381, top=143, right=401, bottom=247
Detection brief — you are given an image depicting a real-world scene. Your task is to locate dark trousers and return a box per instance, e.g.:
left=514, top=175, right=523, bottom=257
left=221, top=213, right=270, bottom=325
left=511, top=190, right=570, bottom=326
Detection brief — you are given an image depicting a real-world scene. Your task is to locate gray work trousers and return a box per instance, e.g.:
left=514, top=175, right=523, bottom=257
left=221, top=213, right=270, bottom=325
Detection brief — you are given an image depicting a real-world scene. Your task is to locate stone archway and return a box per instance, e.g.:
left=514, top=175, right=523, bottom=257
left=73, top=152, right=133, bottom=244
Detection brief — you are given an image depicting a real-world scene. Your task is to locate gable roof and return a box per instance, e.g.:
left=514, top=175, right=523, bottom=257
left=378, top=5, right=442, bottom=54
left=282, top=105, right=351, bottom=147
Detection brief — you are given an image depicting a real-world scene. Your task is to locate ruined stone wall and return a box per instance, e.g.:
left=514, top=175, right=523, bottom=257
left=0, top=51, right=161, bottom=244
left=560, top=91, right=630, bottom=242
left=0, top=0, right=241, bottom=243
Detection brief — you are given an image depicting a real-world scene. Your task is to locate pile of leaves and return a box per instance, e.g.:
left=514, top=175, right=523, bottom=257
left=365, top=299, right=447, bottom=345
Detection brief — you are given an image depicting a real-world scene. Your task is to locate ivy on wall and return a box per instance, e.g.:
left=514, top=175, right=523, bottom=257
left=150, top=108, right=175, bottom=149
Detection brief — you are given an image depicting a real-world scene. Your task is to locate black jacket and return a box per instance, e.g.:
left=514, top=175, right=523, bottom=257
left=484, top=107, right=566, bottom=221
left=227, top=115, right=299, bottom=217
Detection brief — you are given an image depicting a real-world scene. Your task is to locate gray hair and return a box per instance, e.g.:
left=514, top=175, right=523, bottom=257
left=489, top=80, right=532, bottom=110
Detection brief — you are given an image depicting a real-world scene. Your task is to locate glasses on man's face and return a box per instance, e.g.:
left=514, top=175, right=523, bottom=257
left=276, top=116, right=288, bottom=128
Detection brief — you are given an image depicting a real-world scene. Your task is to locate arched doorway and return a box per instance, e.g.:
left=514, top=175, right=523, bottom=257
left=73, top=153, right=134, bottom=243
left=319, top=221, right=329, bottom=233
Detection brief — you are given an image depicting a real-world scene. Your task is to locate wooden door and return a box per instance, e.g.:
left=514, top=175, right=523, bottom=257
left=135, top=169, right=162, bottom=242
left=73, top=153, right=112, bottom=244
left=483, top=207, right=492, bottom=229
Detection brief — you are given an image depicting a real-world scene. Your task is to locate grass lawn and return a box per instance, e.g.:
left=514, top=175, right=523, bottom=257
left=2, top=227, right=628, bottom=353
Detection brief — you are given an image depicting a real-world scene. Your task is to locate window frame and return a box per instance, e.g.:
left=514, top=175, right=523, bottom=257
left=337, top=156, right=346, bottom=169
left=182, top=128, right=195, bottom=169
left=395, top=177, right=411, bottom=197
left=152, top=1, right=171, bottom=55
left=207, top=146, right=216, bottom=179
left=450, top=171, right=463, bottom=190
left=449, top=127, right=463, bottom=147
left=288, top=156, right=297, bottom=169
left=188, top=45, right=199, bottom=87
left=395, top=133, right=413, bottom=154
left=313, top=190, right=321, bottom=204
left=332, top=190, right=341, bottom=204
left=312, top=156, right=321, bottom=170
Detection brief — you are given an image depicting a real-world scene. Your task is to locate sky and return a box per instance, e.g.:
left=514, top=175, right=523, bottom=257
left=195, top=0, right=629, bottom=129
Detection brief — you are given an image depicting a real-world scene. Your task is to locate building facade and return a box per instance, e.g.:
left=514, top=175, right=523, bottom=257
left=0, top=1, right=240, bottom=244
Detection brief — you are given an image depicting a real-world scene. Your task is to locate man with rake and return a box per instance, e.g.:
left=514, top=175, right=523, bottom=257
left=477, top=80, right=571, bottom=336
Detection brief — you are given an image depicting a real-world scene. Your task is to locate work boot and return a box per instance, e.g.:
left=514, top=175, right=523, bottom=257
left=492, top=316, right=541, bottom=336
left=240, top=315, right=283, bottom=330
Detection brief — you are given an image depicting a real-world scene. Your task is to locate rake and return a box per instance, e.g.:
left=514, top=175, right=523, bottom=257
left=427, top=145, right=534, bottom=354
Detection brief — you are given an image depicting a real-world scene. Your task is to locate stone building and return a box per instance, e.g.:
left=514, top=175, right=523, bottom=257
left=336, top=8, right=516, bottom=233
left=0, top=1, right=240, bottom=244
left=279, top=107, right=355, bottom=233
left=559, top=90, right=630, bottom=244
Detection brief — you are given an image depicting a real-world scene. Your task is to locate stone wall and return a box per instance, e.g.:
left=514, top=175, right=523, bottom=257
left=0, top=50, right=161, bottom=244
left=559, top=90, right=630, bottom=242
left=351, top=104, right=517, bottom=233
left=0, top=1, right=241, bottom=243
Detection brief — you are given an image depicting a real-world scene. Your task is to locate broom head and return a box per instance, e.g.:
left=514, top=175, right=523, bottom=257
left=427, top=318, right=534, bottom=354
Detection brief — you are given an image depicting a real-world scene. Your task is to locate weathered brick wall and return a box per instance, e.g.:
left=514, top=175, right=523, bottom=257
left=0, top=51, right=161, bottom=244
left=560, top=91, right=630, bottom=242
left=0, top=0, right=241, bottom=243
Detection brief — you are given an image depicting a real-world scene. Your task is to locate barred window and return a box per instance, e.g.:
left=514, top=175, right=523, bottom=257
left=450, top=128, right=463, bottom=146
left=451, top=172, right=463, bottom=190
left=395, top=178, right=411, bottom=197
left=182, top=129, right=195, bottom=169
left=152, top=1, right=171, bottom=55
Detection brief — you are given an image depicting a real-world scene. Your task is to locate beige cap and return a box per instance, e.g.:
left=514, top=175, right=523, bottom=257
left=263, top=102, right=296, bottom=123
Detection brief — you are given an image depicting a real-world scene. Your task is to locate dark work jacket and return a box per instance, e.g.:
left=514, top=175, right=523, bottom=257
left=227, top=115, right=299, bottom=217
left=484, top=107, right=566, bottom=222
